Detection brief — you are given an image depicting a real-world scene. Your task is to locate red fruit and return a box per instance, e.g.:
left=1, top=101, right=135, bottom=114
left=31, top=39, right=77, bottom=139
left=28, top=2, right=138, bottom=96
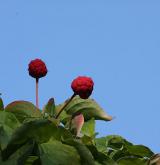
left=28, top=59, right=47, bottom=79
left=71, top=76, right=94, bottom=99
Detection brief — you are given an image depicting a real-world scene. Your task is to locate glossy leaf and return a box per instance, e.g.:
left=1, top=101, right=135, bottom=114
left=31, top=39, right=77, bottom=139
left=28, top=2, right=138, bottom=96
left=110, top=148, right=132, bottom=161
left=81, top=135, right=94, bottom=146
left=81, top=118, right=95, bottom=137
left=50, top=125, right=73, bottom=141
left=5, top=101, right=42, bottom=122
left=94, top=137, right=108, bottom=153
left=95, top=135, right=133, bottom=160
left=108, top=140, right=153, bottom=161
left=95, top=135, right=130, bottom=154
left=56, top=96, right=113, bottom=122
left=1, top=141, right=35, bottom=165
left=127, top=145, right=154, bottom=158
left=95, top=135, right=154, bottom=162
left=96, top=152, right=117, bottom=165
left=105, top=135, right=132, bottom=150
left=87, top=145, right=117, bottom=165
left=42, top=98, right=55, bottom=117
left=0, top=111, right=20, bottom=150
left=117, top=157, right=148, bottom=165
left=2, top=119, right=58, bottom=160
left=39, top=140, right=81, bottom=165
left=64, top=139, right=95, bottom=165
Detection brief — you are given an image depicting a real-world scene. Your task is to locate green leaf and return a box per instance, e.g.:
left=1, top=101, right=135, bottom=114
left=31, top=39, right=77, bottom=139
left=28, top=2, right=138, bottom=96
left=95, top=137, right=108, bottom=153
left=24, top=156, right=39, bottom=165
left=2, top=119, right=58, bottom=160
left=117, top=157, right=148, bottom=165
left=81, top=118, right=95, bottom=137
left=127, top=145, right=154, bottom=158
left=50, top=125, right=73, bottom=141
left=0, top=97, right=4, bottom=111
left=96, top=152, right=117, bottom=165
left=5, top=101, right=42, bottom=122
left=42, top=98, right=55, bottom=117
left=39, top=140, right=81, bottom=165
left=108, top=139, right=154, bottom=160
left=95, top=161, right=102, bottom=165
left=81, top=135, right=95, bottom=146
left=95, top=135, right=131, bottom=154
left=95, top=135, right=133, bottom=159
left=110, top=149, right=132, bottom=161
left=105, top=135, right=132, bottom=150
left=0, top=111, right=20, bottom=150
left=0, top=141, right=36, bottom=165
left=64, top=139, right=95, bottom=165
left=87, top=145, right=117, bottom=165
left=95, top=135, right=154, bottom=162
left=56, top=96, right=113, bottom=122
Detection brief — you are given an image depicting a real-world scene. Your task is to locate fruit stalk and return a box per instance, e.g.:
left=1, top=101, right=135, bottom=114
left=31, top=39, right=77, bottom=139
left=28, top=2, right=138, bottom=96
left=36, top=78, right=39, bottom=109
left=55, top=93, right=76, bottom=119
left=28, top=59, right=47, bottom=109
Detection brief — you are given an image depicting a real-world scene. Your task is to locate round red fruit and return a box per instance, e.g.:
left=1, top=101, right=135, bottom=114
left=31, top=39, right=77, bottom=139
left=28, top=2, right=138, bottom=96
left=28, top=59, right=47, bottom=79
left=71, top=76, right=94, bottom=99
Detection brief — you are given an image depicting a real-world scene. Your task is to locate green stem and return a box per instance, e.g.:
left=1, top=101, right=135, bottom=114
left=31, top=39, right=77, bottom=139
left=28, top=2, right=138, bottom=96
left=55, top=93, right=76, bottom=119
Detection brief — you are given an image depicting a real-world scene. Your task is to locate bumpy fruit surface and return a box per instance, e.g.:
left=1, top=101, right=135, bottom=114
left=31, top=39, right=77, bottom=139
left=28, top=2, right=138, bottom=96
left=71, top=76, right=94, bottom=99
left=28, top=59, right=47, bottom=79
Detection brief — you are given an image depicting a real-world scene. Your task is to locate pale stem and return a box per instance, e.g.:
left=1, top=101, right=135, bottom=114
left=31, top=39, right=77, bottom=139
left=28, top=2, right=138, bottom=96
left=36, top=78, right=39, bottom=109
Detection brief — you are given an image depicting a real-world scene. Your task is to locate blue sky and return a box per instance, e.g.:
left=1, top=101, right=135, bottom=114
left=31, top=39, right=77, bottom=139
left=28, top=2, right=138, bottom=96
left=0, top=1, right=160, bottom=153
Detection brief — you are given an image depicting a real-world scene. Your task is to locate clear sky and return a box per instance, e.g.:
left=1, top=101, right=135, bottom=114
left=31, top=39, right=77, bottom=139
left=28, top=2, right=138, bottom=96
left=0, top=1, right=160, bottom=153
